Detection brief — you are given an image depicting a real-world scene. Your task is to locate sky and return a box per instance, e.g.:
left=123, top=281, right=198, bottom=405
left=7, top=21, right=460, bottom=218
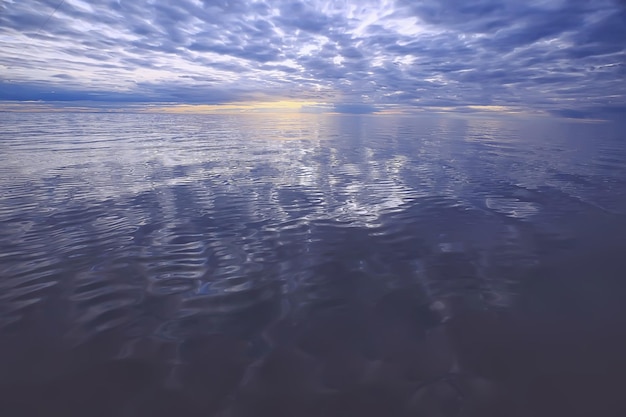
left=1, top=0, right=625, bottom=118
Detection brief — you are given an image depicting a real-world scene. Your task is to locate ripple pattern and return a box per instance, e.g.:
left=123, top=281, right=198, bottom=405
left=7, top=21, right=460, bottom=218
left=1, top=112, right=625, bottom=373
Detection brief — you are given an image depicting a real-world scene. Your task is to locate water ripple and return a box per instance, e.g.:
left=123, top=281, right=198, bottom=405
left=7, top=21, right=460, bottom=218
left=0, top=112, right=625, bottom=359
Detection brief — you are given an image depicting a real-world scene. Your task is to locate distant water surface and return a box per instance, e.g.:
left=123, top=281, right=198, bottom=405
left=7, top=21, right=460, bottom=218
left=1, top=112, right=626, bottom=415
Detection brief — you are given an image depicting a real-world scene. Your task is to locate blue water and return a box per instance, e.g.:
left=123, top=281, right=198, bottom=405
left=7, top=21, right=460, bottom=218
left=1, top=112, right=625, bottom=416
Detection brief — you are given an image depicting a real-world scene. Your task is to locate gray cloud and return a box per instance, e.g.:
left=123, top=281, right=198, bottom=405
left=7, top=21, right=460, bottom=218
left=0, top=0, right=624, bottom=117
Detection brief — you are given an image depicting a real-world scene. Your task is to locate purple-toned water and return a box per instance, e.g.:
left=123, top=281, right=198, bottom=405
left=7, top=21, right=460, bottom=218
left=1, top=112, right=625, bottom=416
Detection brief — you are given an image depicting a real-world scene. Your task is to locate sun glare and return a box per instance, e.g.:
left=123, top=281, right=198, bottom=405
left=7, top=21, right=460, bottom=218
left=147, top=100, right=328, bottom=114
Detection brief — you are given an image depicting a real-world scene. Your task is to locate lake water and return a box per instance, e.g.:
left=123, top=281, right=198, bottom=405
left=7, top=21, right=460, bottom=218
left=1, top=112, right=625, bottom=416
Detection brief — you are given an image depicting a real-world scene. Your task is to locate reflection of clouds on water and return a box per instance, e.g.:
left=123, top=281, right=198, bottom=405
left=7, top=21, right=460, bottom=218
left=1, top=113, right=626, bottom=347
left=485, top=198, right=540, bottom=219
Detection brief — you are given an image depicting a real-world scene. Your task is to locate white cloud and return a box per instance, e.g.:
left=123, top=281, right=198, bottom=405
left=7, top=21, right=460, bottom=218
left=0, top=0, right=624, bottom=117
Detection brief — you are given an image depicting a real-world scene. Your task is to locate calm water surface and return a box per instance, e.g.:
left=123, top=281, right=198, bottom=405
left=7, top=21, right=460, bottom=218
left=1, top=112, right=626, bottom=416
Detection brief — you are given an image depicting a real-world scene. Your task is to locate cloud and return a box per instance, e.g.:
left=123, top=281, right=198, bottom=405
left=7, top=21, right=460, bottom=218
left=333, top=103, right=379, bottom=114
left=0, top=0, right=624, bottom=118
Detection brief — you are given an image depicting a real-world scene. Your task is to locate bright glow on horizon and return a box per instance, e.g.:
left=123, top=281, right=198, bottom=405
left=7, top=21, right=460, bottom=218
left=144, top=100, right=330, bottom=114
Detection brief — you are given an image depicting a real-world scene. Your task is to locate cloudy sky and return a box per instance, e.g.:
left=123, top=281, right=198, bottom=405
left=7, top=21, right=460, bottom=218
left=1, top=0, right=624, bottom=117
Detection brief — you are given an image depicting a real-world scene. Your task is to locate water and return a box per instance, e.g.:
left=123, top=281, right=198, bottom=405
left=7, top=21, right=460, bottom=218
left=1, top=112, right=626, bottom=416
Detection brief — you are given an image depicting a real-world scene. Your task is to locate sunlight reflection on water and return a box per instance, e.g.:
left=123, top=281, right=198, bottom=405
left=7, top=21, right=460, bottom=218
left=0, top=112, right=625, bottom=384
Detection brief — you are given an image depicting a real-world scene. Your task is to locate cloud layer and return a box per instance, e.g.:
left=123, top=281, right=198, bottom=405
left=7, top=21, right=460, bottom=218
left=1, top=0, right=624, bottom=117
